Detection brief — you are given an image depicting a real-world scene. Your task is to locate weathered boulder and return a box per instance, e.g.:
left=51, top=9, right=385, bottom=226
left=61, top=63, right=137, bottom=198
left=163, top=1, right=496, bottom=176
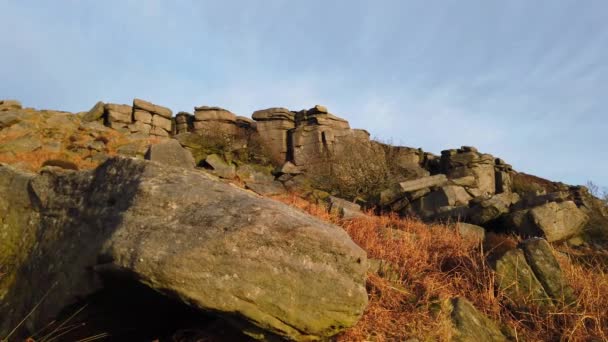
left=469, top=192, right=520, bottom=225
left=234, top=164, right=285, bottom=196
left=456, top=222, right=486, bottom=242
left=328, top=196, right=365, bottom=219
left=278, top=161, right=303, bottom=176
left=494, top=249, right=552, bottom=308
left=520, top=238, right=576, bottom=304
left=505, top=201, right=588, bottom=242
left=448, top=297, right=507, bottom=342
left=528, top=201, right=588, bottom=242
left=145, top=139, right=195, bottom=168
left=409, top=185, right=472, bottom=219
left=81, top=101, right=105, bottom=122
left=0, top=158, right=368, bottom=341
left=204, top=154, right=236, bottom=179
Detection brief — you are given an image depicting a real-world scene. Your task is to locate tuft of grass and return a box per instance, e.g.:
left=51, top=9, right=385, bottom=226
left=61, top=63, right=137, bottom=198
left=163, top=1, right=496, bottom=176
left=273, top=193, right=608, bottom=341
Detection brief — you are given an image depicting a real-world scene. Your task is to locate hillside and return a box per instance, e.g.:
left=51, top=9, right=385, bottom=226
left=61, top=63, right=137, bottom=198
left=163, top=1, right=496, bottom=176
left=1, top=98, right=607, bottom=341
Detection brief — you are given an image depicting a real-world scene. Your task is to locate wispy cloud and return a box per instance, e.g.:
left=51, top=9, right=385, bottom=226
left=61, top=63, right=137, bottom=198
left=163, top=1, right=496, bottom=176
left=1, top=0, right=607, bottom=186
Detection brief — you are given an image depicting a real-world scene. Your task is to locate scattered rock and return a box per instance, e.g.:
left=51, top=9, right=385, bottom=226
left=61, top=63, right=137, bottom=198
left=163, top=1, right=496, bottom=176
left=449, top=297, right=507, bottom=342
left=456, top=222, right=485, bottom=242
left=204, top=154, right=236, bottom=179
left=328, top=196, right=365, bottom=219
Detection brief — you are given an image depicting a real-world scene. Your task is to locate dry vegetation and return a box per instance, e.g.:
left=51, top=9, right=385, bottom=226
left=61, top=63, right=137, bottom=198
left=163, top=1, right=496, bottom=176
left=273, top=194, right=608, bottom=341
left=0, top=123, right=162, bottom=172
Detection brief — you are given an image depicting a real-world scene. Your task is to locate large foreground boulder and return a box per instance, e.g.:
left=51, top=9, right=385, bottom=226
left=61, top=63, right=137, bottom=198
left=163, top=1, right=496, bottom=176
left=0, top=158, right=368, bottom=341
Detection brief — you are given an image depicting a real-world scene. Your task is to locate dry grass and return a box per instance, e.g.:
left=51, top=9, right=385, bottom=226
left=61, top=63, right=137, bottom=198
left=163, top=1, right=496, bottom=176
left=273, top=193, right=608, bottom=342
left=0, top=122, right=163, bottom=172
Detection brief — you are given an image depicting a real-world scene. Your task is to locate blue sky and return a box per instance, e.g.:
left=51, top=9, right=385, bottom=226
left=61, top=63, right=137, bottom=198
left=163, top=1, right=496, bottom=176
left=1, top=0, right=607, bottom=187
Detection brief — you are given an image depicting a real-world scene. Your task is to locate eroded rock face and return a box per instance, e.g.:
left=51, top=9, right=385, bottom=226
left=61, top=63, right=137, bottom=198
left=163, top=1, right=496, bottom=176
left=0, top=158, right=368, bottom=341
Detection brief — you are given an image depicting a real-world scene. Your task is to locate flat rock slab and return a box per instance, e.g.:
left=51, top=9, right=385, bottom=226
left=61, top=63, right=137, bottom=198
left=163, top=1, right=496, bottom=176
left=399, top=174, right=448, bottom=193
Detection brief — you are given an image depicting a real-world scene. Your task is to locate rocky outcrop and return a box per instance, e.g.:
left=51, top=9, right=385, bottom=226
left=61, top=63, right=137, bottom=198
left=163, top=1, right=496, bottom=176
left=132, top=98, right=173, bottom=137
left=440, top=147, right=501, bottom=197
left=0, top=158, right=368, bottom=341
left=174, top=111, right=194, bottom=135
left=193, top=106, right=238, bottom=134
left=104, top=103, right=133, bottom=132
left=0, top=99, right=22, bottom=111
left=252, top=108, right=295, bottom=164
left=291, top=106, right=355, bottom=167
left=81, top=101, right=105, bottom=122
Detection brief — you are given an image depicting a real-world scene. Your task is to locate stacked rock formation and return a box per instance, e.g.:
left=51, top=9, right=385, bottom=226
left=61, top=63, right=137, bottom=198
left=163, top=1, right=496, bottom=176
left=193, top=106, right=238, bottom=135
left=104, top=103, right=133, bottom=132
left=252, top=107, right=296, bottom=164
left=174, top=112, right=194, bottom=134
left=132, top=98, right=173, bottom=137
left=80, top=98, right=173, bottom=138
left=440, top=146, right=499, bottom=197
